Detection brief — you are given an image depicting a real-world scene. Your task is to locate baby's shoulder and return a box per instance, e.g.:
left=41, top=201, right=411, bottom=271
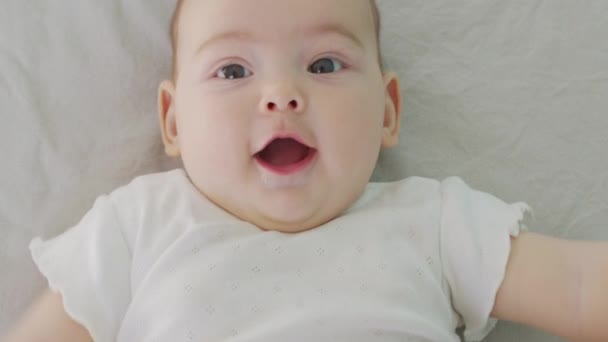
left=103, top=168, right=232, bottom=249
left=112, top=168, right=190, bottom=197
left=349, top=176, right=442, bottom=214
left=106, top=168, right=194, bottom=206
left=365, top=176, right=441, bottom=200
left=367, top=176, right=476, bottom=197
left=359, top=176, right=479, bottom=211
left=106, top=168, right=210, bottom=225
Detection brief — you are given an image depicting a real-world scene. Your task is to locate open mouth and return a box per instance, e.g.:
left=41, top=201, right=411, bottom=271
left=254, top=138, right=317, bottom=174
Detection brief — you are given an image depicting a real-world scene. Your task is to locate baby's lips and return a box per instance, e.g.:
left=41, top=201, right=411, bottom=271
left=253, top=132, right=316, bottom=155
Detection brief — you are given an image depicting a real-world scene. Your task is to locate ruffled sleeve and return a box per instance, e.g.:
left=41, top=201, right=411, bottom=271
left=29, top=194, right=132, bottom=342
left=439, top=177, right=531, bottom=341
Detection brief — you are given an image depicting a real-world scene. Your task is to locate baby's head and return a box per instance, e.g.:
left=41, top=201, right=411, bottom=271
left=158, top=0, right=401, bottom=233
left=169, top=0, right=384, bottom=79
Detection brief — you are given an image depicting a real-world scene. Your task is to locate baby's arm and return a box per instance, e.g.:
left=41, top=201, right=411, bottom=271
left=2, top=289, right=93, bottom=342
left=491, top=232, right=608, bottom=341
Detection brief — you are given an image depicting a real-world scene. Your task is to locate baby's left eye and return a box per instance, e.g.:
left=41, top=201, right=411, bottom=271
left=215, top=63, right=252, bottom=80
left=308, top=57, right=344, bottom=74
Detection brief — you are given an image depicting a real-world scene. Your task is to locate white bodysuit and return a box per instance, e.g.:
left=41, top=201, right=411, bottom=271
left=30, top=169, right=530, bottom=342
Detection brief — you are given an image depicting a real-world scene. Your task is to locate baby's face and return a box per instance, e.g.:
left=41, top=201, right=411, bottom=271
left=159, top=0, right=401, bottom=233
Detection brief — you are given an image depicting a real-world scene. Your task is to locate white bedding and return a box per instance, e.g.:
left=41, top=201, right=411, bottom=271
left=1, top=1, right=607, bottom=341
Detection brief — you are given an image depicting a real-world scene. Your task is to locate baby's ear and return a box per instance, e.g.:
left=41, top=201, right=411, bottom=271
left=158, top=80, right=181, bottom=157
left=381, top=72, right=402, bottom=148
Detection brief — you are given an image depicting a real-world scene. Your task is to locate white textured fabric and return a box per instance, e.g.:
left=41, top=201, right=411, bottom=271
left=30, top=196, right=131, bottom=342
left=30, top=169, right=529, bottom=342
left=440, top=177, right=531, bottom=341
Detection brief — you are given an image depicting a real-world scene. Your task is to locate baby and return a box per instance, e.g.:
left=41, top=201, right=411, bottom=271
left=5, top=0, right=608, bottom=341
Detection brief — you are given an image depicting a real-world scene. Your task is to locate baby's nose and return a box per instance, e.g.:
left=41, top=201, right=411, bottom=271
left=259, top=85, right=305, bottom=114
left=266, top=99, right=299, bottom=112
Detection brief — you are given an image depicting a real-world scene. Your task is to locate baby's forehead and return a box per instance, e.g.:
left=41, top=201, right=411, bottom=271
left=173, top=0, right=378, bottom=47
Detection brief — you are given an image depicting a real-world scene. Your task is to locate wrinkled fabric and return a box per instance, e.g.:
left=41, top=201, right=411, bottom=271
left=2, top=2, right=608, bottom=341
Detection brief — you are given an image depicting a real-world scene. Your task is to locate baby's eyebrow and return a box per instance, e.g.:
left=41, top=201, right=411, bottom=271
left=301, top=22, right=365, bottom=49
left=195, top=31, right=255, bottom=57
left=194, top=22, right=364, bottom=57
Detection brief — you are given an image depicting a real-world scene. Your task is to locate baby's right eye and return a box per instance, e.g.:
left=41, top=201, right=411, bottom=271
left=215, top=64, right=252, bottom=80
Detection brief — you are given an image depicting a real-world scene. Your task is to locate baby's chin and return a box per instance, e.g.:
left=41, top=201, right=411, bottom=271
left=243, top=191, right=364, bottom=233
left=246, top=210, right=337, bottom=233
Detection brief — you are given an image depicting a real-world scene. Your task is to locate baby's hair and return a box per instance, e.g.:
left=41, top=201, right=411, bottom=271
left=169, top=0, right=382, bottom=80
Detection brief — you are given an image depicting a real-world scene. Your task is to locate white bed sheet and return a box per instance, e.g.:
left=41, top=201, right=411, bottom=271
left=1, top=1, right=607, bottom=341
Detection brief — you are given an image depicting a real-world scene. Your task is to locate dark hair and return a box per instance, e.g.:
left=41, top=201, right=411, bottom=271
left=170, top=0, right=382, bottom=80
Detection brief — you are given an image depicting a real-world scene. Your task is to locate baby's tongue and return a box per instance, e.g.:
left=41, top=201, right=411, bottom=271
left=259, top=138, right=309, bottom=166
